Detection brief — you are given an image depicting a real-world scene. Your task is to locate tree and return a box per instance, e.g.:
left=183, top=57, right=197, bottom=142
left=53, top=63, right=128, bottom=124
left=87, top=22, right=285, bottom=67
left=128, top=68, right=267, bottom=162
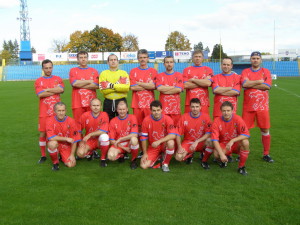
left=52, top=39, right=67, bottom=53
left=3, top=39, right=19, bottom=59
left=211, top=44, right=228, bottom=60
left=0, top=50, right=12, bottom=63
left=62, top=30, right=91, bottom=52
left=204, top=46, right=210, bottom=53
left=31, top=47, right=36, bottom=53
left=194, top=42, right=203, bottom=51
left=165, top=31, right=192, bottom=51
left=121, top=34, right=139, bottom=51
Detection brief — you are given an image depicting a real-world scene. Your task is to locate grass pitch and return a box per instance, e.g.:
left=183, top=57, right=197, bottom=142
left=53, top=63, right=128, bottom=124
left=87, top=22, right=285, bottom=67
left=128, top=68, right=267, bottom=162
left=0, top=78, right=299, bottom=225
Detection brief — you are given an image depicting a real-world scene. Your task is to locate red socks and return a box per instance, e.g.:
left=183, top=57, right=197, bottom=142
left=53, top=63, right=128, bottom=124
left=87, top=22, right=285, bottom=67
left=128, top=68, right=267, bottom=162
left=48, top=148, right=59, bottom=164
left=39, top=137, right=46, bottom=157
left=239, top=150, right=249, bottom=168
left=202, top=147, right=213, bottom=162
left=262, top=134, right=271, bottom=155
left=162, top=149, right=174, bottom=165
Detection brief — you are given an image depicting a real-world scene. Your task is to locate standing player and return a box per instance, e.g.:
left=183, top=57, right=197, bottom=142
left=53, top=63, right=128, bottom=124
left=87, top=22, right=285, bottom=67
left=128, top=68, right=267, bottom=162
left=211, top=57, right=241, bottom=118
left=69, top=51, right=99, bottom=122
left=156, top=56, right=183, bottom=124
left=183, top=50, right=213, bottom=114
left=76, top=98, right=110, bottom=167
left=107, top=101, right=139, bottom=169
left=46, top=102, right=81, bottom=171
left=140, top=100, right=179, bottom=172
left=34, top=59, right=64, bottom=163
left=175, top=98, right=213, bottom=169
left=241, top=51, right=273, bottom=163
left=99, top=54, right=130, bottom=120
left=211, top=101, right=250, bottom=175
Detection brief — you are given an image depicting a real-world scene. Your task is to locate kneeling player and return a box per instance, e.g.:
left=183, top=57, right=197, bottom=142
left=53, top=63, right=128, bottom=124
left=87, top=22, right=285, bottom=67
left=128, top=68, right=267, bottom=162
left=211, top=101, right=250, bottom=175
left=77, top=98, right=110, bottom=167
left=175, top=98, right=213, bottom=169
left=140, top=100, right=179, bottom=172
left=107, top=101, right=139, bottom=169
left=46, top=102, right=81, bottom=171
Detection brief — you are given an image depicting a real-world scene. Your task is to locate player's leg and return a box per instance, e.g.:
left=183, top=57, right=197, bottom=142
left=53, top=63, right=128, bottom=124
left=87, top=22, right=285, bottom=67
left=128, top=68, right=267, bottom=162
left=140, top=146, right=160, bottom=169
left=201, top=139, right=214, bottom=170
left=129, top=136, right=139, bottom=169
left=99, top=133, right=110, bottom=167
left=242, top=111, right=256, bottom=130
left=38, top=117, right=47, bottom=163
left=237, top=139, right=250, bottom=175
left=107, top=146, right=124, bottom=161
left=47, top=140, right=60, bottom=171
left=134, top=108, right=144, bottom=159
left=103, top=99, right=115, bottom=120
left=257, top=110, right=273, bottom=162
left=175, top=140, right=189, bottom=162
left=76, top=140, right=92, bottom=159
left=213, top=143, right=229, bottom=168
left=60, top=144, right=76, bottom=168
left=161, top=140, right=175, bottom=172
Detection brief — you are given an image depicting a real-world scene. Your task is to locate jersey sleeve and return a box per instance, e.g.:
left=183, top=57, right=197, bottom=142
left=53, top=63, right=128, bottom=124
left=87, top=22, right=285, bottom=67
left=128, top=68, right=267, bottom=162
left=176, top=116, right=184, bottom=136
left=69, top=68, right=77, bottom=86
left=129, top=69, right=137, bottom=87
left=211, top=120, right=220, bottom=142
left=237, top=117, right=250, bottom=138
left=183, top=68, right=189, bottom=83
left=99, top=71, right=115, bottom=95
left=204, top=115, right=212, bottom=134
left=176, top=73, right=184, bottom=90
left=166, top=116, right=179, bottom=136
left=140, top=119, right=149, bottom=141
left=46, top=118, right=56, bottom=140
left=70, top=120, right=81, bottom=143
left=34, top=79, right=44, bottom=95
left=155, top=73, right=163, bottom=88
left=211, top=76, right=218, bottom=91
left=262, top=68, right=272, bottom=88
left=108, top=119, right=117, bottom=141
left=114, top=71, right=130, bottom=93
left=93, top=69, right=100, bottom=86
left=130, top=115, right=139, bottom=134
left=232, top=75, right=241, bottom=93
left=99, top=112, right=109, bottom=133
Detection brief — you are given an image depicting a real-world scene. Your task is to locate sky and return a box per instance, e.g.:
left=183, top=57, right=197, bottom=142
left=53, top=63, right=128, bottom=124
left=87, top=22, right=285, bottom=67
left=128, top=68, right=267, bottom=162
left=0, top=0, right=299, bottom=55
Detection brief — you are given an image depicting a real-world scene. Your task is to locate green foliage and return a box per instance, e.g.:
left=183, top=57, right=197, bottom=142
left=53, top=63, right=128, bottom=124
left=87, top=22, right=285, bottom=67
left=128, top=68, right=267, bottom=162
left=211, top=43, right=228, bottom=60
left=63, top=25, right=122, bottom=52
left=0, top=78, right=299, bottom=224
left=1, top=39, right=19, bottom=62
left=193, top=42, right=203, bottom=51
left=204, top=46, right=210, bottom=53
left=165, top=31, right=192, bottom=51
left=121, top=34, right=139, bottom=51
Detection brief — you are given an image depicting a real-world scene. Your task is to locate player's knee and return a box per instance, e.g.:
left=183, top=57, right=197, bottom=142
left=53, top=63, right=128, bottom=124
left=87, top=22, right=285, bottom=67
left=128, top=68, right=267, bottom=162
left=48, top=141, right=58, bottom=149
left=213, top=150, right=219, bottom=159
left=140, top=161, right=149, bottom=169
left=206, top=138, right=213, bottom=148
left=107, top=149, right=117, bottom=161
left=66, top=161, right=76, bottom=168
left=99, top=133, right=109, bottom=146
left=166, top=140, right=175, bottom=149
left=241, top=139, right=250, bottom=150
left=76, top=148, right=85, bottom=158
left=175, top=153, right=184, bottom=161
left=130, top=136, right=138, bottom=146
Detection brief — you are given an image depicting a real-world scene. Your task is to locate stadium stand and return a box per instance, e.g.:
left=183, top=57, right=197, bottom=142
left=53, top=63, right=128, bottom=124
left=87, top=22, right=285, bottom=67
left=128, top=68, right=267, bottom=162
left=2, top=61, right=299, bottom=81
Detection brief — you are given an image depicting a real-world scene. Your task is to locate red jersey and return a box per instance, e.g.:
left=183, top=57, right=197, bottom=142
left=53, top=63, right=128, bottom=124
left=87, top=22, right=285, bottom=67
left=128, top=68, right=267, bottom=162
left=183, top=66, right=213, bottom=107
left=177, top=112, right=212, bottom=141
left=109, top=114, right=139, bottom=141
left=46, top=116, right=81, bottom=143
left=211, top=73, right=241, bottom=116
left=34, top=75, right=64, bottom=117
left=140, top=114, right=179, bottom=144
left=211, top=114, right=250, bottom=144
left=241, top=68, right=272, bottom=112
left=69, top=67, right=99, bottom=109
left=79, top=111, right=109, bottom=135
left=130, top=67, right=157, bottom=109
left=156, top=71, right=183, bottom=115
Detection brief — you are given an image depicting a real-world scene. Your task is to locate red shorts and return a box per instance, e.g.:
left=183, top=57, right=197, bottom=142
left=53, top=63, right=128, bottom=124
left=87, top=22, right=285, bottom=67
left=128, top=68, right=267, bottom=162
left=184, top=105, right=209, bottom=115
left=38, top=116, right=49, bottom=132
left=72, top=107, right=90, bottom=122
left=219, top=142, right=240, bottom=155
left=242, top=110, right=270, bottom=129
left=181, top=140, right=205, bottom=154
left=112, top=141, right=129, bottom=154
left=133, top=108, right=151, bottom=126
left=85, top=137, right=99, bottom=151
left=166, top=114, right=181, bottom=125
left=146, top=145, right=165, bottom=165
left=58, top=142, right=72, bottom=163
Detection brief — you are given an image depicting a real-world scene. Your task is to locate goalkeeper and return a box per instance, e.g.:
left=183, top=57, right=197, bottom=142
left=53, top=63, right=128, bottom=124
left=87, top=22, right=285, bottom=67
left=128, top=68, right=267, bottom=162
left=99, top=54, right=130, bottom=120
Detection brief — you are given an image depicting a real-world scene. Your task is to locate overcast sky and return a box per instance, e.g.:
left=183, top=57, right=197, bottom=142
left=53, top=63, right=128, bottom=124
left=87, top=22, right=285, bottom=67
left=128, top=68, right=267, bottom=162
left=0, top=0, right=299, bottom=55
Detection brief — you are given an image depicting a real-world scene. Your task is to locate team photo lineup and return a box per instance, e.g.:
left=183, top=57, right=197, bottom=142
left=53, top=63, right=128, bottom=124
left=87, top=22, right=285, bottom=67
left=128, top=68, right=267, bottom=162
left=35, top=49, right=273, bottom=175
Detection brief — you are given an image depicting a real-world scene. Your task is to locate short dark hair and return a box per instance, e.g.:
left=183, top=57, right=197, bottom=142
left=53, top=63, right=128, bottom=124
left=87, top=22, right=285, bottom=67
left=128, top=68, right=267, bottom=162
left=77, top=51, right=88, bottom=58
left=42, top=59, right=53, bottom=68
left=220, top=101, right=233, bottom=110
left=137, top=49, right=148, bottom=57
left=117, top=100, right=128, bottom=109
left=107, top=54, right=118, bottom=61
left=54, top=102, right=66, bottom=111
left=163, top=56, right=174, bottom=63
left=192, top=50, right=204, bottom=57
left=190, top=98, right=201, bottom=105
left=222, top=57, right=233, bottom=65
left=150, top=100, right=162, bottom=109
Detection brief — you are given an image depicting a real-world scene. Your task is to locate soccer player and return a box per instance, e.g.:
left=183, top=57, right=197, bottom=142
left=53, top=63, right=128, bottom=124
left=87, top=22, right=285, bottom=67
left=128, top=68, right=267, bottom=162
left=175, top=98, right=213, bottom=169
left=156, top=56, right=183, bottom=124
left=99, top=54, right=130, bottom=120
left=211, top=101, right=250, bottom=175
left=107, top=101, right=139, bottom=169
left=211, top=57, right=241, bottom=118
left=241, top=51, right=273, bottom=163
left=46, top=102, right=81, bottom=171
left=140, top=100, right=179, bottom=172
left=76, top=98, right=110, bottom=167
left=34, top=59, right=64, bottom=164
left=183, top=50, right=213, bottom=114
left=69, top=51, right=99, bottom=122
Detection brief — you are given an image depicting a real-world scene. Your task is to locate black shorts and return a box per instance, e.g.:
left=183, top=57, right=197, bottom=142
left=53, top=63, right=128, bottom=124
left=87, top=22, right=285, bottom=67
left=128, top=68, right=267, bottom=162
left=103, top=98, right=127, bottom=120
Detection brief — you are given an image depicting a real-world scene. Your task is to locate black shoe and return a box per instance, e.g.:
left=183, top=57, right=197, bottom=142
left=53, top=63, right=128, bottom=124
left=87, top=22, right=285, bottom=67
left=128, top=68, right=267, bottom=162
left=118, top=157, right=125, bottom=163
left=93, top=151, right=100, bottom=159
left=86, top=154, right=93, bottom=161
left=201, top=161, right=210, bottom=170
left=38, top=156, right=47, bottom=164
left=227, top=155, right=234, bottom=163
left=238, top=166, right=247, bottom=175
left=52, top=163, right=59, bottom=171
left=186, top=156, right=193, bottom=165
left=137, top=151, right=143, bottom=159
left=213, top=158, right=218, bottom=163
left=263, top=155, right=274, bottom=163
left=130, top=160, right=138, bottom=170
left=124, top=153, right=129, bottom=160
left=199, top=152, right=204, bottom=161
left=219, top=161, right=228, bottom=168
left=100, top=159, right=107, bottom=167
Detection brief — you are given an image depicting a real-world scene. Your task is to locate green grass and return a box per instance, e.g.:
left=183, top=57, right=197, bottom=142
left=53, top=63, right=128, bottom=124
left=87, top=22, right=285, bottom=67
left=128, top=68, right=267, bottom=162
left=0, top=78, right=299, bottom=225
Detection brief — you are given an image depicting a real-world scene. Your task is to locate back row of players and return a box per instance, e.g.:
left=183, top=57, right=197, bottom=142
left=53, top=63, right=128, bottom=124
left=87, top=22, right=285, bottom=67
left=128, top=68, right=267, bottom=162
left=34, top=49, right=273, bottom=175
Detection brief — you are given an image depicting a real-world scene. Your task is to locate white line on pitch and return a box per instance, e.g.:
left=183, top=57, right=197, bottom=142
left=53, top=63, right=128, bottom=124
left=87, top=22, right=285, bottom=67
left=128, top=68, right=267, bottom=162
left=274, top=85, right=300, bottom=98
